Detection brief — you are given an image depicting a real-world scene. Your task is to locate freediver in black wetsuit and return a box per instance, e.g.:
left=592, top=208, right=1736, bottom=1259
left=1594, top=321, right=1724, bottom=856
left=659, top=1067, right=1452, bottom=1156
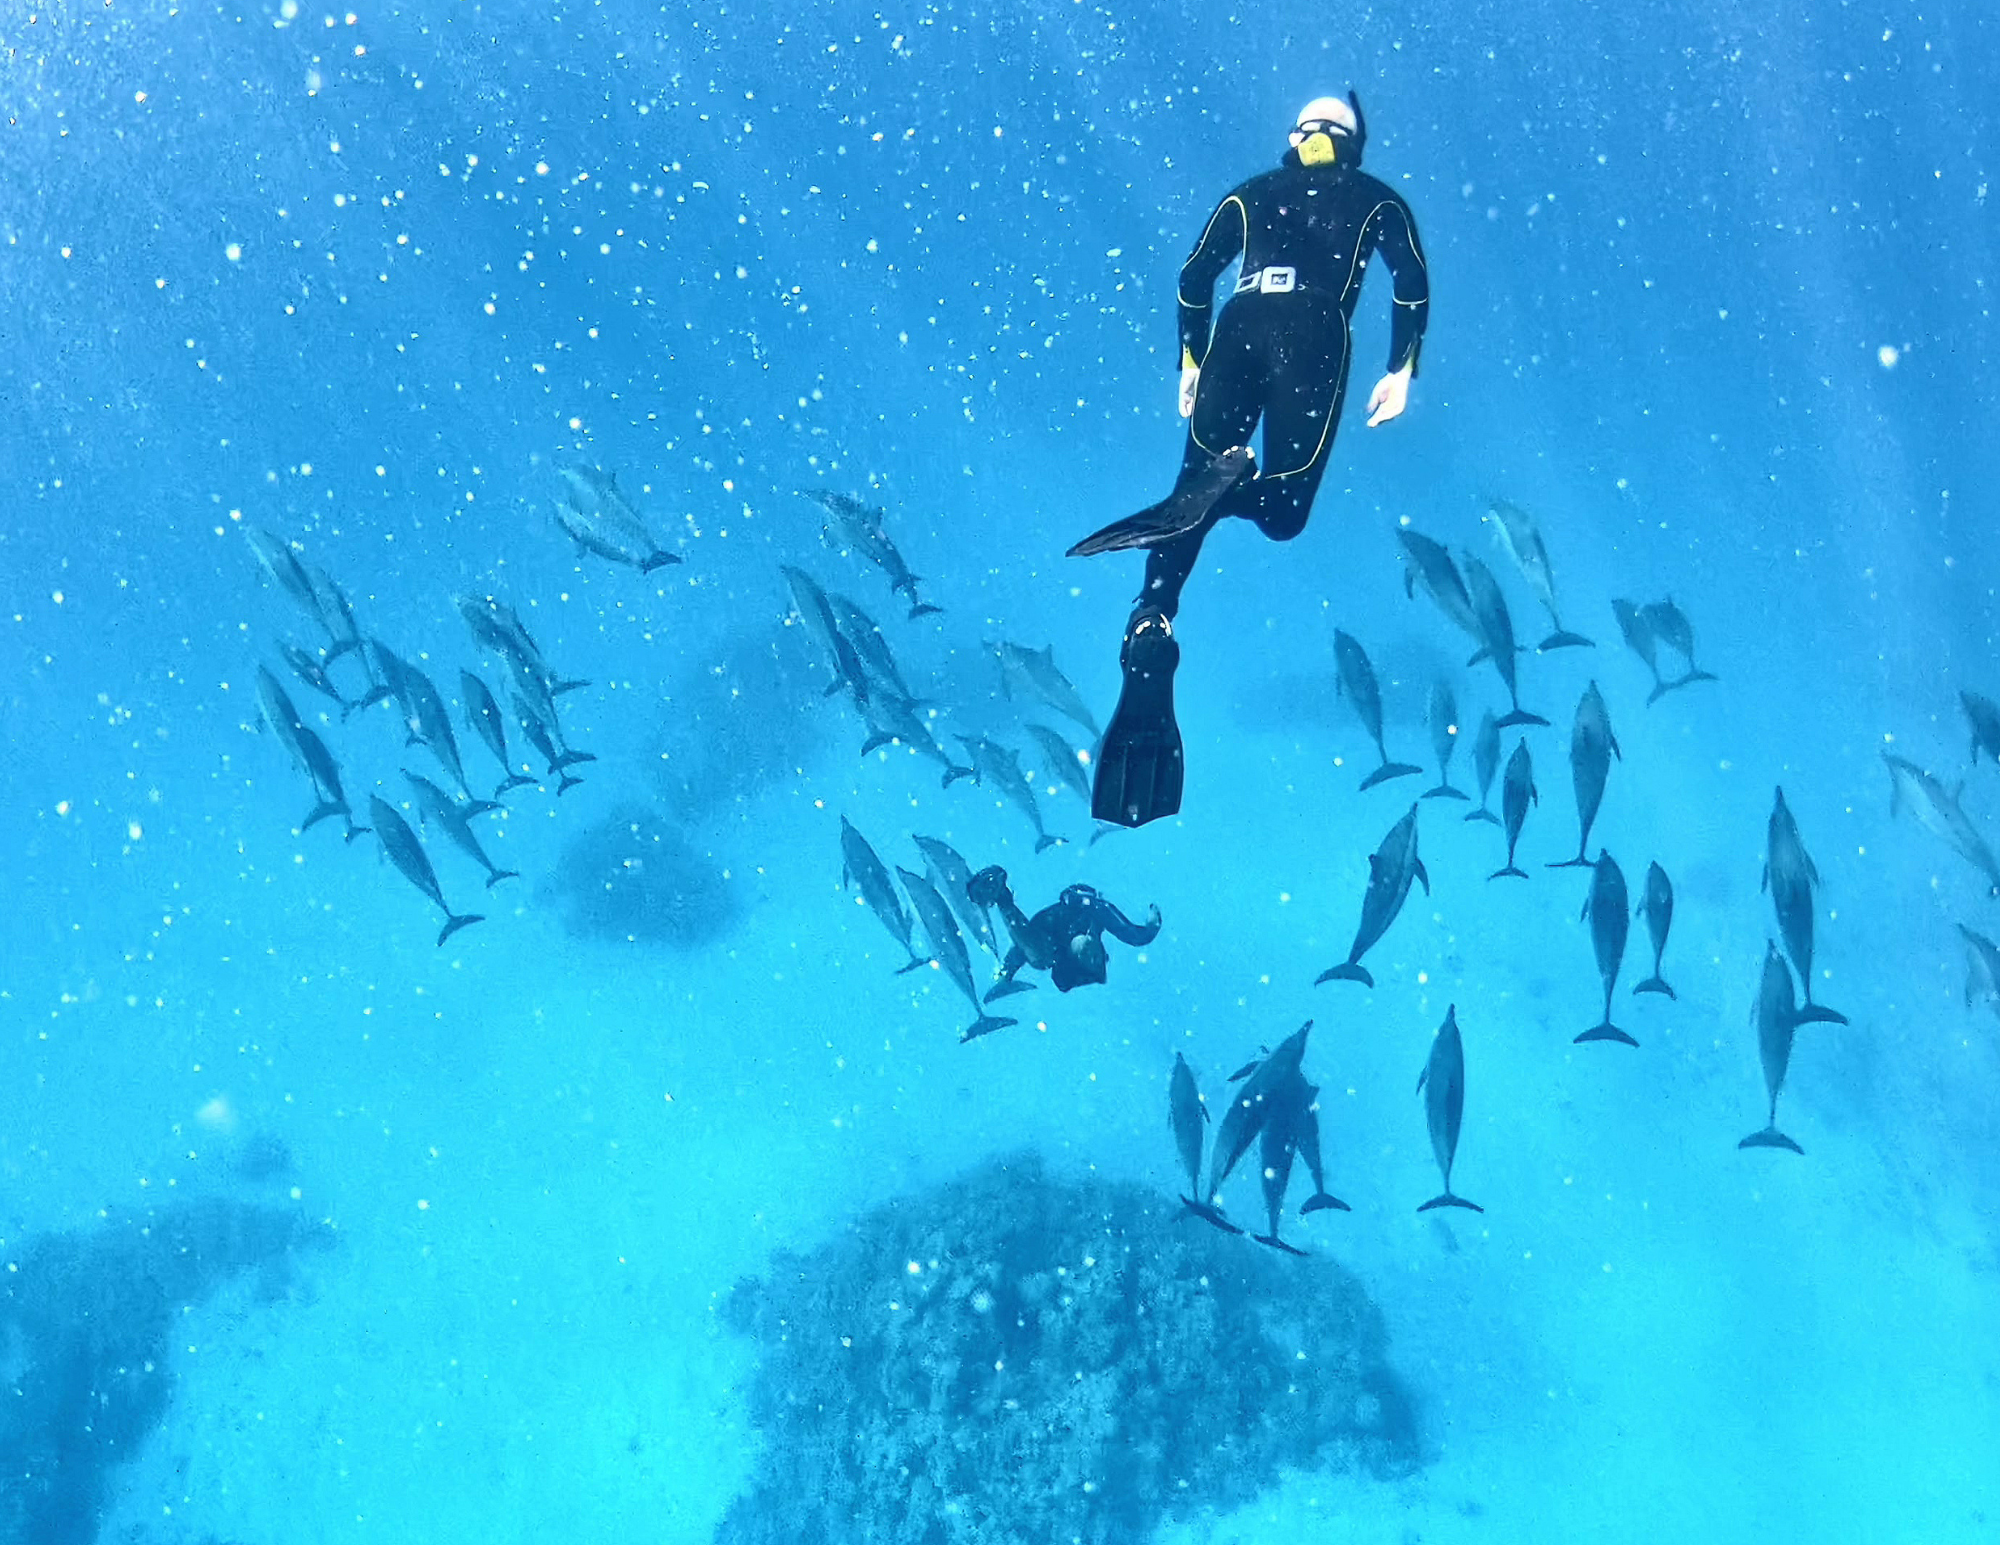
left=965, top=865, right=1161, bottom=1002
left=1070, top=92, right=1432, bottom=828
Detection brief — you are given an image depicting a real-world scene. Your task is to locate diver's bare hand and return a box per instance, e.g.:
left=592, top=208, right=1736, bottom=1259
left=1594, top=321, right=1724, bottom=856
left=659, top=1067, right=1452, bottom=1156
left=1366, top=364, right=1412, bottom=427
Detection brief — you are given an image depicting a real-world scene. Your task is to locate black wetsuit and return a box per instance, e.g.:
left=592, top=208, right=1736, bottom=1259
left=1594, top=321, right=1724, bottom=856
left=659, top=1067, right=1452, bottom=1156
left=1143, top=150, right=1430, bottom=616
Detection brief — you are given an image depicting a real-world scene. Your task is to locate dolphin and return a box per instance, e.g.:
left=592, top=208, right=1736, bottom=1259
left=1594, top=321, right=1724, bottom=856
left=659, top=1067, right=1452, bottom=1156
left=1422, top=682, right=1469, bottom=801
left=1490, top=739, right=1538, bottom=880
left=511, top=691, right=594, bottom=795
left=1764, top=787, right=1850, bottom=1022
left=279, top=642, right=352, bottom=717
left=798, top=487, right=943, bottom=619
left=404, top=772, right=516, bottom=889
left=1961, top=691, right=2000, bottom=768
left=255, top=665, right=362, bottom=839
left=1611, top=598, right=1666, bottom=700
left=366, top=795, right=484, bottom=946
left=951, top=734, right=1060, bottom=851
left=1024, top=723, right=1093, bottom=806
left=989, top=639, right=1102, bottom=740
left=1316, top=804, right=1428, bottom=989
left=858, top=689, right=971, bottom=786
left=1639, top=597, right=1718, bottom=703
left=402, top=661, right=478, bottom=802
left=1295, top=1102, right=1349, bottom=1218
left=1738, top=943, right=1808, bottom=1155
left=1575, top=851, right=1636, bottom=1046
left=1464, top=709, right=1503, bottom=826
left=303, top=565, right=367, bottom=664
left=1251, top=1073, right=1317, bottom=1255
left=1884, top=753, right=2000, bottom=900
left=911, top=834, right=1000, bottom=957
left=829, top=590, right=918, bottom=702
left=782, top=565, right=871, bottom=705
left=897, top=865, right=1015, bottom=1042
left=1334, top=630, right=1423, bottom=790
left=1958, top=924, right=2000, bottom=1018
left=1550, top=681, right=1620, bottom=868
left=1484, top=495, right=1592, bottom=651
left=1203, top=1021, right=1313, bottom=1203
left=1396, top=528, right=1486, bottom=649
left=1633, top=860, right=1677, bottom=998
left=1460, top=554, right=1549, bottom=729
left=457, top=593, right=588, bottom=697
left=553, top=465, right=682, bottom=573
left=1171, top=1052, right=1242, bottom=1233
left=1417, top=1005, right=1482, bottom=1212
left=838, top=818, right=927, bottom=973
left=460, top=670, right=536, bottom=797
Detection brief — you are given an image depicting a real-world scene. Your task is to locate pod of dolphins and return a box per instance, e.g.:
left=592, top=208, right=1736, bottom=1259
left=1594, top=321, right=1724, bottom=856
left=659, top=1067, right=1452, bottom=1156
left=246, top=488, right=622, bottom=946
left=254, top=477, right=2000, bottom=1219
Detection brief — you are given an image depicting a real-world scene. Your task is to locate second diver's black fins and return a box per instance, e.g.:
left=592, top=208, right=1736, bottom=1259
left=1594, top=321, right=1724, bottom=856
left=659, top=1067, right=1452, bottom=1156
left=1091, top=610, right=1183, bottom=828
left=1067, top=446, right=1254, bottom=558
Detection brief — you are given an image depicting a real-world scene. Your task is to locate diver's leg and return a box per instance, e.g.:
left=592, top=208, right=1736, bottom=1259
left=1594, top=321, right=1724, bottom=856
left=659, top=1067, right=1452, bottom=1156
left=1087, top=304, right=1270, bottom=827
left=1224, top=299, right=1350, bottom=542
left=1068, top=306, right=1263, bottom=561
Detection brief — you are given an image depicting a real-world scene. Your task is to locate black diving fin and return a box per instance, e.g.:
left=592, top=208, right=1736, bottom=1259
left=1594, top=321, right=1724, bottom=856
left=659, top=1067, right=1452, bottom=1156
left=1091, top=610, right=1183, bottom=828
left=1067, top=446, right=1254, bottom=558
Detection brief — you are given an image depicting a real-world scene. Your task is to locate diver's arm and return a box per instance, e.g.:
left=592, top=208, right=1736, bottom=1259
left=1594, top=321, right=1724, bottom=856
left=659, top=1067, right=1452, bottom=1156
left=1363, top=193, right=1429, bottom=427
left=1176, top=189, right=1249, bottom=369
left=1099, top=900, right=1164, bottom=948
left=1372, top=193, right=1430, bottom=377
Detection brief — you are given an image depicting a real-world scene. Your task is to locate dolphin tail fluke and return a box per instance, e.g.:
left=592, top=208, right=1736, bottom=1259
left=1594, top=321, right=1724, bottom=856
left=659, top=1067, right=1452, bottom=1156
left=1546, top=854, right=1592, bottom=869
left=436, top=912, right=486, bottom=947
left=1253, top=1232, right=1311, bottom=1257
left=553, top=678, right=592, bottom=696
left=907, top=602, right=945, bottom=621
left=640, top=551, right=684, bottom=573
left=1678, top=668, right=1720, bottom=689
left=302, top=799, right=347, bottom=832
left=1488, top=864, right=1530, bottom=881
left=1180, top=1196, right=1244, bottom=1235
left=1466, top=646, right=1492, bottom=667
left=984, top=980, right=1038, bottom=1001
left=1300, top=1193, right=1351, bottom=1215
left=552, top=750, right=598, bottom=770
left=1794, top=1004, right=1850, bottom=1026
left=484, top=869, right=521, bottom=890
left=1464, top=807, right=1503, bottom=826
left=959, top=1014, right=1019, bottom=1043
left=1417, top=1192, right=1485, bottom=1214
left=495, top=775, right=537, bottom=797
left=1422, top=782, right=1470, bottom=801
left=343, top=821, right=372, bottom=845
left=323, top=638, right=361, bottom=664
left=1314, top=962, right=1374, bottom=988
left=555, top=772, right=585, bottom=797
left=1633, top=975, right=1678, bottom=999
left=941, top=764, right=976, bottom=789
left=1737, top=1125, right=1804, bottom=1155
left=1575, top=1022, right=1640, bottom=1047
left=1359, top=761, right=1423, bottom=791
left=1495, top=709, right=1551, bottom=729
left=894, top=955, right=929, bottom=976
left=353, top=685, right=394, bottom=712
left=1033, top=833, right=1063, bottom=853
left=1538, top=630, right=1594, bottom=652
left=463, top=798, right=505, bottom=818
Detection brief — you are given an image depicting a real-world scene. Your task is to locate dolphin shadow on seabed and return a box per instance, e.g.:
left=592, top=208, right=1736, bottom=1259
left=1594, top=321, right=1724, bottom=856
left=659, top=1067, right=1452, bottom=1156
left=0, top=1197, right=331, bottom=1545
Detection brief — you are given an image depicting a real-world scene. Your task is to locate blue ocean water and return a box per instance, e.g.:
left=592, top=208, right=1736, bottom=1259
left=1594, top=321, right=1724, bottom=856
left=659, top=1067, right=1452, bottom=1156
left=3, top=0, right=1997, bottom=1540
